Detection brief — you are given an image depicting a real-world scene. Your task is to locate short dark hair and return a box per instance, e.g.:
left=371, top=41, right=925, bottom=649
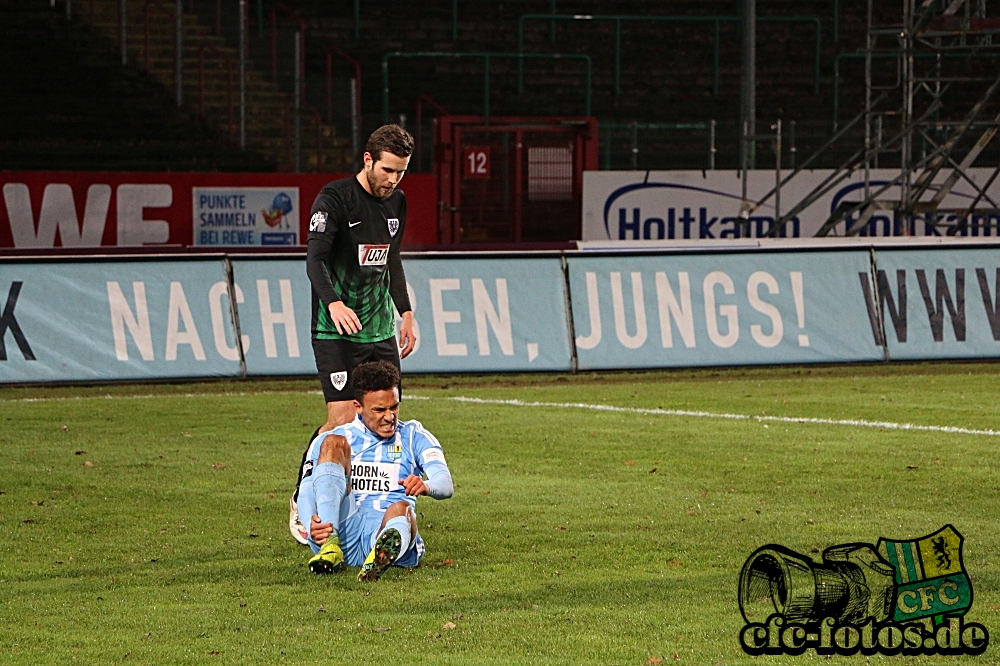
left=351, top=360, right=400, bottom=402
left=365, top=124, right=414, bottom=162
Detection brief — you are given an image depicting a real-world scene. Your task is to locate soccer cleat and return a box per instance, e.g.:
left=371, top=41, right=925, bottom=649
left=357, top=528, right=402, bottom=582
left=289, top=495, right=308, bottom=545
left=308, top=535, right=345, bottom=574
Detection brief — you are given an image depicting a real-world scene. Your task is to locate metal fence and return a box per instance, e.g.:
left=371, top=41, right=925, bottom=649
left=599, top=122, right=716, bottom=171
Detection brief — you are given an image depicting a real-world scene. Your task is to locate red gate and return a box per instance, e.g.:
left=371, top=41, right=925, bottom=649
left=436, top=116, right=598, bottom=244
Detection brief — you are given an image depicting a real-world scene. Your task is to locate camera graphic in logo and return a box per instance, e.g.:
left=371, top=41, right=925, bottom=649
left=738, top=525, right=988, bottom=656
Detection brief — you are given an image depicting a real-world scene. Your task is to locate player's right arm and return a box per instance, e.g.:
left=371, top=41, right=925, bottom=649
left=306, top=189, right=362, bottom=335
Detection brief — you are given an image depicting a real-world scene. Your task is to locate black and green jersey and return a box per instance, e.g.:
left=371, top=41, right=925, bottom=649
left=306, top=176, right=411, bottom=343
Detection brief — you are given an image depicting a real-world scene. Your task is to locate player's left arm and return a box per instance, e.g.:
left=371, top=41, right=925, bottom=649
left=400, top=424, right=453, bottom=499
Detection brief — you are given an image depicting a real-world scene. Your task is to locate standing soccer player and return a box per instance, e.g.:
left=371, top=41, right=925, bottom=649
left=290, top=125, right=418, bottom=544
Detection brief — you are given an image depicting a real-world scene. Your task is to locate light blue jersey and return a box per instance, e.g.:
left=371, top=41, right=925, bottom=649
left=296, top=414, right=452, bottom=566
left=331, top=415, right=450, bottom=514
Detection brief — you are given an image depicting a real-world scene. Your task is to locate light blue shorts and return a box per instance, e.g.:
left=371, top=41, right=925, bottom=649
left=310, top=509, right=425, bottom=568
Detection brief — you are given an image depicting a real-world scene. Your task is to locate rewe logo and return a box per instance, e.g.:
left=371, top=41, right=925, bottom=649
left=3, top=182, right=172, bottom=247
left=358, top=244, right=390, bottom=266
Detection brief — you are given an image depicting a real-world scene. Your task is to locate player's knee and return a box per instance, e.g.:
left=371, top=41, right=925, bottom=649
left=318, top=434, right=350, bottom=463
left=386, top=500, right=412, bottom=521
left=388, top=500, right=410, bottom=513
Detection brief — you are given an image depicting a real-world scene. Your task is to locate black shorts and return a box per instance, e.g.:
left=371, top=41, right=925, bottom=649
left=312, top=337, right=401, bottom=402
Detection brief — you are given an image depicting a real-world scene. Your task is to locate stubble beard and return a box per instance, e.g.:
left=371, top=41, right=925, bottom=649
left=366, top=168, right=394, bottom=199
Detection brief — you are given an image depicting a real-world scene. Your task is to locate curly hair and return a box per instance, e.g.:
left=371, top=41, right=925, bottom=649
left=365, top=124, right=414, bottom=162
left=351, top=360, right=400, bottom=402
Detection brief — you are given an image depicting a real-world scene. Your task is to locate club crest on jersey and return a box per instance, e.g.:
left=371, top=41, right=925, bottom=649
left=309, top=211, right=327, bottom=233
left=387, top=217, right=399, bottom=237
left=387, top=443, right=403, bottom=461
left=358, top=244, right=390, bottom=266
left=330, top=371, right=347, bottom=391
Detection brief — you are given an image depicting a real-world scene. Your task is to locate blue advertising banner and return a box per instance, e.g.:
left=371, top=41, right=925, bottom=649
left=566, top=251, right=884, bottom=370
left=230, top=256, right=573, bottom=376
left=868, top=249, right=1000, bottom=360
left=230, top=258, right=315, bottom=376
left=6, top=246, right=1000, bottom=384
left=399, top=257, right=572, bottom=373
left=0, top=259, right=241, bottom=383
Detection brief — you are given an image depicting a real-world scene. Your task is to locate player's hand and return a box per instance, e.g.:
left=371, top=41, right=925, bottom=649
left=310, top=514, right=334, bottom=545
left=398, top=311, right=417, bottom=359
left=399, top=474, right=429, bottom=496
left=328, top=301, right=362, bottom=335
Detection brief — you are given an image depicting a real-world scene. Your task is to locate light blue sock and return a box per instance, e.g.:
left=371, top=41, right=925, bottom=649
left=380, top=515, right=412, bottom=554
left=313, top=462, right=347, bottom=538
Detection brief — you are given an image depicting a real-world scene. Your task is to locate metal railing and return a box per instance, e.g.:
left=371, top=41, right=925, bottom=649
left=283, top=103, right=324, bottom=172
left=414, top=94, right=449, bottom=173
left=833, top=51, right=1000, bottom=130
left=382, top=51, right=592, bottom=123
left=269, top=2, right=306, bottom=103
left=325, top=45, right=362, bottom=166
left=348, top=0, right=460, bottom=41
left=198, top=44, right=235, bottom=135
left=143, top=0, right=176, bottom=79
left=518, top=13, right=822, bottom=96
left=599, top=121, right=716, bottom=170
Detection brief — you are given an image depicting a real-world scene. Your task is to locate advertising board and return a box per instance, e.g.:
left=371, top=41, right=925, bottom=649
left=583, top=169, right=1000, bottom=242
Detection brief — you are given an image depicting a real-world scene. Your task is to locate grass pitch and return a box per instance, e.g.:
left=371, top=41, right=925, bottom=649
left=1, top=362, right=999, bottom=665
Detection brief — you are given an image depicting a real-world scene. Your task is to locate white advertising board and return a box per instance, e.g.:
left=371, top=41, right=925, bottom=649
left=582, top=169, right=1000, bottom=242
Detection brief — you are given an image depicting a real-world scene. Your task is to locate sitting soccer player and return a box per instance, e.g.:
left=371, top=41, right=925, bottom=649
left=296, top=360, right=453, bottom=581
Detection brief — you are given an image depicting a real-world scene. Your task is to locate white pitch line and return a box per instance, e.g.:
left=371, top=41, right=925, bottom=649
left=405, top=394, right=1000, bottom=438
left=3, top=390, right=996, bottom=438
left=0, top=390, right=324, bottom=403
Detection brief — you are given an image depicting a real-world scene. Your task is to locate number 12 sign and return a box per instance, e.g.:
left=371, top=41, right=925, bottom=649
left=463, top=146, right=491, bottom=179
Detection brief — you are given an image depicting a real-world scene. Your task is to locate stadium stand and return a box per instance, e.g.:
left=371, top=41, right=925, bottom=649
left=0, top=0, right=275, bottom=170
left=290, top=0, right=863, bottom=170
left=9, top=0, right=966, bottom=173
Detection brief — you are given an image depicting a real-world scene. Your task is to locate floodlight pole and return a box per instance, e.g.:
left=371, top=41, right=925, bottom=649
left=773, top=119, right=782, bottom=222
left=239, top=0, right=247, bottom=149
left=176, top=0, right=183, bottom=107
left=709, top=119, right=716, bottom=170
left=120, top=0, right=128, bottom=65
left=739, top=0, right=756, bottom=172
left=350, top=78, right=360, bottom=169
left=294, top=30, right=302, bottom=173
left=738, top=0, right=756, bottom=235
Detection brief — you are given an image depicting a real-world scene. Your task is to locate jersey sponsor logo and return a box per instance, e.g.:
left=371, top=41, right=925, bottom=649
left=309, top=211, right=327, bottom=233
left=349, top=219, right=362, bottom=227
left=387, top=217, right=400, bottom=237
left=330, top=371, right=347, bottom=391
left=422, top=447, right=446, bottom=465
left=386, top=443, right=403, bottom=461
left=351, top=461, right=400, bottom=494
left=358, top=244, right=390, bottom=266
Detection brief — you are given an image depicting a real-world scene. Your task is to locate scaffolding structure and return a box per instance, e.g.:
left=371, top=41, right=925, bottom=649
left=761, top=0, right=1000, bottom=237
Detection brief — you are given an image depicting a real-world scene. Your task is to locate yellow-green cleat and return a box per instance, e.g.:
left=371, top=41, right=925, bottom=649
left=357, top=528, right=402, bottom=582
left=308, top=535, right=345, bottom=574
